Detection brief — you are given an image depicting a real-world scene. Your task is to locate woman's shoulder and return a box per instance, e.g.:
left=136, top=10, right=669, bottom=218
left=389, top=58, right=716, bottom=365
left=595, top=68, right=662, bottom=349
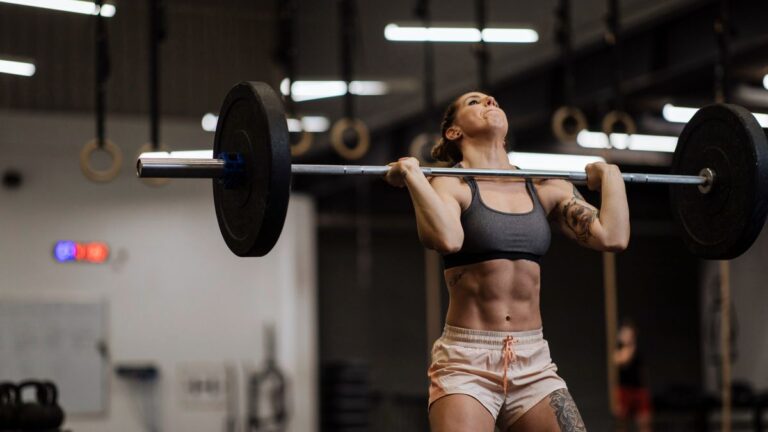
left=533, top=178, right=573, bottom=194
left=430, top=175, right=467, bottom=192
left=532, top=179, right=575, bottom=210
left=430, top=175, right=471, bottom=205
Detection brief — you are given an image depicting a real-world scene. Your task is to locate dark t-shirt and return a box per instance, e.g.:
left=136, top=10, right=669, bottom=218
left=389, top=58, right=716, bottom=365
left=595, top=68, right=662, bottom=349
left=619, top=350, right=644, bottom=388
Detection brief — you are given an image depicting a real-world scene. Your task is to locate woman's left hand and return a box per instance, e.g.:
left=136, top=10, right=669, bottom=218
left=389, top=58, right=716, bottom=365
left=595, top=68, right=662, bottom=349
left=384, top=157, right=421, bottom=188
left=585, top=162, right=621, bottom=191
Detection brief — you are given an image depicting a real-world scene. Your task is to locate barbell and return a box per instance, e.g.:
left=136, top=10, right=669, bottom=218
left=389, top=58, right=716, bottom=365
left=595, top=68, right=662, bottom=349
left=136, top=81, right=768, bottom=259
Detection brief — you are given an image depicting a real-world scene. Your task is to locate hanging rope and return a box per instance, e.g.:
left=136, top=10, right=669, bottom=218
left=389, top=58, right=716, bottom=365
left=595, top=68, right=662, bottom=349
left=551, top=0, right=586, bottom=144
left=474, top=0, right=489, bottom=91
left=274, top=0, right=312, bottom=156
left=605, top=0, right=622, bottom=112
left=139, top=0, right=170, bottom=186
left=714, top=0, right=731, bottom=104
left=602, top=0, right=636, bottom=140
left=340, top=0, right=355, bottom=123
left=80, top=0, right=122, bottom=183
left=149, top=0, right=167, bottom=151
left=274, top=0, right=297, bottom=117
left=330, top=0, right=370, bottom=160
left=409, top=0, right=440, bottom=163
left=95, top=0, right=110, bottom=150
left=417, top=0, right=435, bottom=120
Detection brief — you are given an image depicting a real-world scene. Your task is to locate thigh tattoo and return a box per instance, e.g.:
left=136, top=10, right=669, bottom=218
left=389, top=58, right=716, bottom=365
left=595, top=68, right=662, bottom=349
left=548, top=389, right=587, bottom=431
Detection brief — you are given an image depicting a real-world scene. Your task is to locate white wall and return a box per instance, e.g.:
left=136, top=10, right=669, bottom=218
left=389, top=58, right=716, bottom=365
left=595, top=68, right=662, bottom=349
left=0, top=110, right=317, bottom=432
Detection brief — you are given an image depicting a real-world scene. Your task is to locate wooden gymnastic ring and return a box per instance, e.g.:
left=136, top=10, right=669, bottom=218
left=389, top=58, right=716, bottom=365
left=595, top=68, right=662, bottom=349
left=80, top=138, right=123, bottom=183
left=137, top=143, right=171, bottom=187
left=409, top=132, right=440, bottom=164
left=551, top=106, right=587, bottom=143
left=290, top=129, right=313, bottom=157
left=601, top=110, right=637, bottom=137
left=330, top=118, right=370, bottom=160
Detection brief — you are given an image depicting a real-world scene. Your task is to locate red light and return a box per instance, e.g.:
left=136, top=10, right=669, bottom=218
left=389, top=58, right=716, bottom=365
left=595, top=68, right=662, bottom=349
left=85, top=243, right=109, bottom=263
left=75, top=243, right=87, bottom=261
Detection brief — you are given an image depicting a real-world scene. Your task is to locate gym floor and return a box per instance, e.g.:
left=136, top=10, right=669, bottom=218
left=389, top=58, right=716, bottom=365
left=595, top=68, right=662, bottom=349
left=1, top=1, right=767, bottom=432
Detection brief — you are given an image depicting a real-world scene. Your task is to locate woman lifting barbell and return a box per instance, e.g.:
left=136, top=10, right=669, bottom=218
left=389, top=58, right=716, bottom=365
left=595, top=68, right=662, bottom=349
left=384, top=92, right=630, bottom=432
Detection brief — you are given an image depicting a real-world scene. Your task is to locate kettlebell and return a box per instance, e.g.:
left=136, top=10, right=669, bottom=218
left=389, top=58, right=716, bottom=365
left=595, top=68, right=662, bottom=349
left=16, top=381, right=47, bottom=431
left=39, top=382, right=64, bottom=430
left=0, top=383, right=19, bottom=431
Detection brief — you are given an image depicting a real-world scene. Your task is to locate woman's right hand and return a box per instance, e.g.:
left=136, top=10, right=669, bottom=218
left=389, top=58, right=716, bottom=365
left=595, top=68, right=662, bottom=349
left=384, top=157, right=421, bottom=188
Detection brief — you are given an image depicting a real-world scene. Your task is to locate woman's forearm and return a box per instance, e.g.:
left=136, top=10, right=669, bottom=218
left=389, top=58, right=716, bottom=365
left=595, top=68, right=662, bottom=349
left=403, top=168, right=463, bottom=252
left=598, top=169, right=631, bottom=249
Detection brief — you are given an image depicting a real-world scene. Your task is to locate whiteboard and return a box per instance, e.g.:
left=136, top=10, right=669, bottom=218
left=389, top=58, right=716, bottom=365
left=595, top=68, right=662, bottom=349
left=0, top=298, right=108, bottom=415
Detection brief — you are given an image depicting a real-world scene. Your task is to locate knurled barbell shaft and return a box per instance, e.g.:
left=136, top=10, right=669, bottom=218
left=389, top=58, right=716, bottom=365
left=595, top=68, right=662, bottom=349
left=136, top=157, right=709, bottom=186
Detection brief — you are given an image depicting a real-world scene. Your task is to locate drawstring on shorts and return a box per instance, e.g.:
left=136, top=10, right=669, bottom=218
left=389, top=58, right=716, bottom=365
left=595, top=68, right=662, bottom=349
left=502, top=335, right=517, bottom=395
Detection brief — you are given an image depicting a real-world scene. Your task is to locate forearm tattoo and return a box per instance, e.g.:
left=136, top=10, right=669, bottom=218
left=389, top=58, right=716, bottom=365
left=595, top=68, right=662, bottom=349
left=548, top=389, right=587, bottom=432
left=562, top=186, right=598, bottom=243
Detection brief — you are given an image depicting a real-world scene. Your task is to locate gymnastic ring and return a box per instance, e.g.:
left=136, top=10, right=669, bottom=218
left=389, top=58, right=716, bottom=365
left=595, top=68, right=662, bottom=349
left=290, top=129, right=313, bottom=157
left=551, top=106, right=587, bottom=143
left=330, top=118, right=370, bottom=160
left=80, top=138, right=123, bottom=183
left=409, top=132, right=440, bottom=164
left=137, top=143, right=171, bottom=187
left=601, top=110, right=637, bottom=137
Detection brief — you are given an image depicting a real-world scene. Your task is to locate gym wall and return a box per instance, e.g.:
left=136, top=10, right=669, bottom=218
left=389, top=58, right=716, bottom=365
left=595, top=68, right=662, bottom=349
left=0, top=111, right=318, bottom=432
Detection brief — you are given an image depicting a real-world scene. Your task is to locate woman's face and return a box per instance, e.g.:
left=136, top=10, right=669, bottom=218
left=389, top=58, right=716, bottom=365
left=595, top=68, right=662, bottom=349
left=618, top=325, right=636, bottom=345
left=447, top=92, right=509, bottom=141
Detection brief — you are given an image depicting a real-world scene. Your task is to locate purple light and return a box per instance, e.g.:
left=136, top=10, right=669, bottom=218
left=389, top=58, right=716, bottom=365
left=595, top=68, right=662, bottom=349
left=53, top=240, right=77, bottom=262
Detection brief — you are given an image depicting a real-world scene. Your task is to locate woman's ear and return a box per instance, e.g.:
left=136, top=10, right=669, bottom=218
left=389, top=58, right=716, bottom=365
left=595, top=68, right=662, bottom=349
left=446, top=126, right=462, bottom=141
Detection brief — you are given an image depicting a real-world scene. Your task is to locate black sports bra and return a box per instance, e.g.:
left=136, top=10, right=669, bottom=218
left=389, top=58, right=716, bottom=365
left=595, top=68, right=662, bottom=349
left=442, top=176, right=551, bottom=268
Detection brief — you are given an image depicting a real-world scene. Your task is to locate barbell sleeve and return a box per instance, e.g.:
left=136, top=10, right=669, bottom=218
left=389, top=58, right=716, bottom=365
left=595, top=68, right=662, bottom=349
left=138, top=158, right=225, bottom=178
left=136, top=157, right=709, bottom=186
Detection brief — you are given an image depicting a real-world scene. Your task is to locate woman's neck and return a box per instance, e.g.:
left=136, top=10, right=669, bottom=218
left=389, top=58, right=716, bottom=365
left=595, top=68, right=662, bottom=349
left=460, top=138, right=513, bottom=170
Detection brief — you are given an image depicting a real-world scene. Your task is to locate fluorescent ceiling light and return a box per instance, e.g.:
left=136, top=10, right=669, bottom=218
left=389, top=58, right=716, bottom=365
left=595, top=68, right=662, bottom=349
left=282, top=80, right=346, bottom=101
left=508, top=152, right=605, bottom=172
left=0, top=0, right=115, bottom=16
left=0, top=58, right=35, bottom=76
left=279, top=78, right=388, bottom=102
left=348, top=81, right=388, bottom=96
left=286, top=116, right=330, bottom=133
left=386, top=25, right=481, bottom=42
left=660, top=104, right=698, bottom=124
left=481, top=28, right=538, bottom=43
left=384, top=23, right=538, bottom=43
left=140, top=150, right=213, bottom=159
left=763, top=74, right=768, bottom=91
left=577, top=130, right=678, bottom=153
left=662, top=103, right=768, bottom=128
left=202, top=113, right=330, bottom=133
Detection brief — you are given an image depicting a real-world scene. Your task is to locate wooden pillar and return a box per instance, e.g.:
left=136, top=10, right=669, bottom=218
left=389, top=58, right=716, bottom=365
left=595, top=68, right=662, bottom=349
left=603, top=252, right=619, bottom=416
left=720, top=260, right=731, bottom=432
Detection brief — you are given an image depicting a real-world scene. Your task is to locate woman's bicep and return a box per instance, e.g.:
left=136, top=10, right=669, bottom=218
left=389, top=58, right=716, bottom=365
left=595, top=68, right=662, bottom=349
left=430, top=177, right=464, bottom=222
left=549, top=181, right=609, bottom=250
left=428, top=178, right=465, bottom=244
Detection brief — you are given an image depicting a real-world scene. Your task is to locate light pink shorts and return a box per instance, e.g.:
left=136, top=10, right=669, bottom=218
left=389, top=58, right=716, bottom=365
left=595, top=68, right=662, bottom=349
left=428, top=325, right=567, bottom=427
